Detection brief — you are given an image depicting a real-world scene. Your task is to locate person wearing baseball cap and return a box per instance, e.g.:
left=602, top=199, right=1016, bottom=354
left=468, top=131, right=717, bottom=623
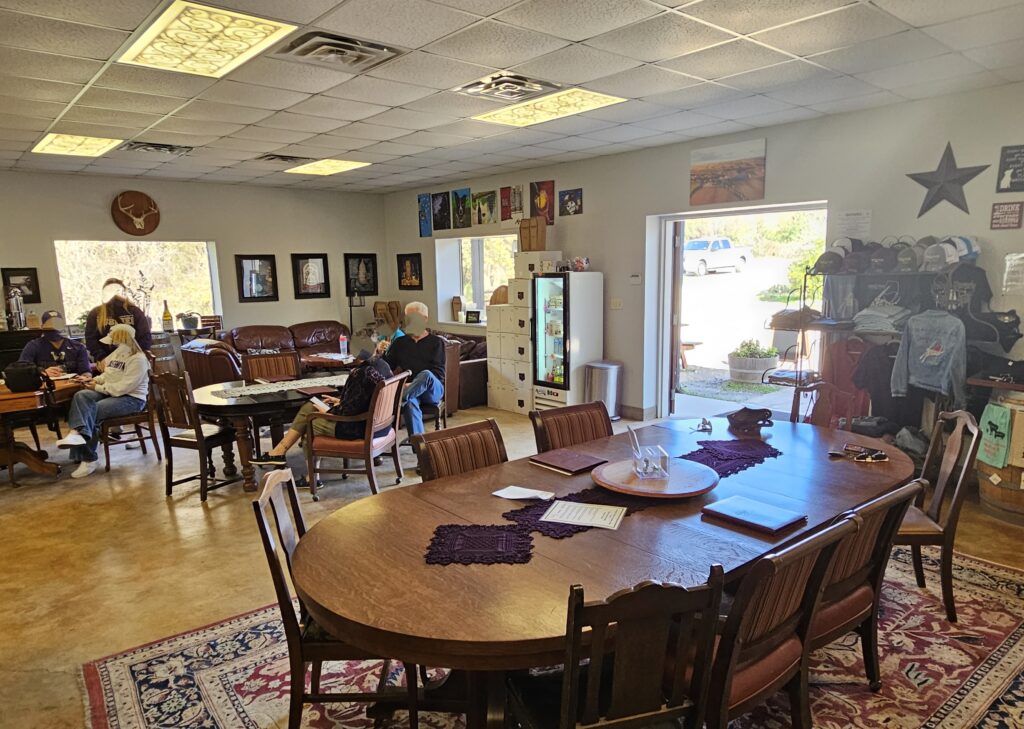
left=84, top=278, right=152, bottom=363
left=56, top=323, right=151, bottom=479
left=16, top=310, right=91, bottom=377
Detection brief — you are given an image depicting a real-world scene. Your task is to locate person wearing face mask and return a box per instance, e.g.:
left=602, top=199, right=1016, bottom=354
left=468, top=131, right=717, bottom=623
left=16, top=310, right=91, bottom=377
left=383, top=301, right=445, bottom=437
left=84, top=278, right=152, bottom=364
left=55, top=324, right=151, bottom=479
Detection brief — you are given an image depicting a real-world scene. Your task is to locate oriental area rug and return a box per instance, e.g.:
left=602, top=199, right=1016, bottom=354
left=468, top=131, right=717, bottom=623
left=82, top=548, right=1024, bottom=729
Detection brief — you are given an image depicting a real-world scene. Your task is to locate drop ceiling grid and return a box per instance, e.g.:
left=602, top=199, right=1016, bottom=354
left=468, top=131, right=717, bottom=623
left=0, top=0, right=1018, bottom=189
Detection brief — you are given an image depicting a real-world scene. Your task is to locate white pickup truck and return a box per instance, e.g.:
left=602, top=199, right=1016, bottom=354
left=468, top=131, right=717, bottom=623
left=683, top=237, right=751, bottom=276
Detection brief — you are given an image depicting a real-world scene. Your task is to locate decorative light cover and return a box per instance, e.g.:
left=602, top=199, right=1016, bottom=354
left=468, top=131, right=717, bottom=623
left=472, top=88, right=626, bottom=127
left=119, top=1, right=296, bottom=78
left=32, top=133, right=124, bottom=156
left=284, top=159, right=371, bottom=175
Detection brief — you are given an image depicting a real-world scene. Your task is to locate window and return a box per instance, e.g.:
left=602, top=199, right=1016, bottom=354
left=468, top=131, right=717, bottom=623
left=458, top=235, right=518, bottom=310
left=53, top=240, right=219, bottom=328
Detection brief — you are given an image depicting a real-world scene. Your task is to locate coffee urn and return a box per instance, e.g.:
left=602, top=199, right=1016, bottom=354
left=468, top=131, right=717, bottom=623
left=6, top=286, right=26, bottom=330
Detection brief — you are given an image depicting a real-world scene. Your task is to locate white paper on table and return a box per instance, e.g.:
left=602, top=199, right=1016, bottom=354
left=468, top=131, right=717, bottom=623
left=492, top=486, right=554, bottom=500
left=540, top=500, right=626, bottom=530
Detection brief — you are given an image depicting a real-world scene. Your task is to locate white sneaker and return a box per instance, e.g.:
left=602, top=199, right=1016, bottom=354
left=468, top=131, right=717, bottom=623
left=71, top=461, right=97, bottom=479
left=57, top=432, right=87, bottom=448
left=125, top=442, right=140, bottom=450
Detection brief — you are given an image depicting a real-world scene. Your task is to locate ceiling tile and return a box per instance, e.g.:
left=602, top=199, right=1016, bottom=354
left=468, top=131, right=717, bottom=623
left=361, top=141, right=433, bottom=155
left=496, top=0, right=662, bottom=43
left=871, top=0, right=1023, bottom=27
left=658, top=40, right=791, bottom=79
left=425, top=20, right=568, bottom=67
left=77, top=87, right=187, bottom=114
left=681, top=0, right=855, bottom=35
left=964, top=38, right=1024, bottom=69
left=494, top=128, right=562, bottom=145
left=995, top=65, right=1024, bottom=81
left=0, top=46, right=102, bottom=84
left=287, top=95, right=391, bottom=120
left=808, top=90, right=905, bottom=113
left=922, top=4, right=1024, bottom=51
left=580, top=99, right=675, bottom=123
left=368, top=51, right=494, bottom=89
left=270, top=143, right=350, bottom=158
left=368, top=108, right=459, bottom=130
left=94, top=64, right=216, bottom=97
left=233, top=125, right=316, bottom=143
left=510, top=44, right=642, bottom=85
left=584, top=65, right=699, bottom=97
left=61, top=105, right=163, bottom=127
left=178, top=146, right=261, bottom=161
left=629, top=131, right=693, bottom=147
left=0, top=10, right=129, bottom=59
left=318, top=0, right=476, bottom=49
left=529, top=115, right=617, bottom=134
left=200, top=81, right=311, bottom=110
left=0, top=95, right=65, bottom=118
left=642, top=82, right=747, bottom=108
left=0, top=139, right=30, bottom=151
left=809, top=29, right=949, bottom=75
left=892, top=70, right=1006, bottom=99
left=151, top=117, right=244, bottom=136
left=536, top=136, right=606, bottom=151
left=323, top=76, right=436, bottom=105
left=304, top=134, right=377, bottom=150
left=402, top=91, right=506, bottom=117
left=632, top=109, right=722, bottom=132
left=206, top=136, right=286, bottom=153
left=752, top=5, right=909, bottom=57
left=392, top=130, right=474, bottom=147
left=722, top=60, right=830, bottom=91
left=698, top=94, right=794, bottom=118
left=50, top=120, right=141, bottom=137
left=856, top=52, right=985, bottom=89
left=766, top=75, right=878, bottom=105
left=683, top=119, right=754, bottom=139
left=175, top=100, right=275, bottom=124
left=208, top=0, right=341, bottom=24
left=0, top=113, right=52, bottom=131
left=586, top=14, right=733, bottom=63
left=741, top=106, right=823, bottom=127
left=322, top=122, right=410, bottom=140
left=226, top=58, right=354, bottom=93
left=0, top=127, right=46, bottom=141
left=134, top=130, right=221, bottom=147
left=581, top=124, right=663, bottom=142
left=339, top=150, right=401, bottom=163
left=256, top=111, right=347, bottom=133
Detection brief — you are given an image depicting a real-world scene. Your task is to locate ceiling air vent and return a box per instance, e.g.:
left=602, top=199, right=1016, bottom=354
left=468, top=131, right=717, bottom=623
left=254, top=154, right=314, bottom=164
left=271, top=31, right=406, bottom=73
left=453, top=73, right=560, bottom=103
left=118, top=141, right=193, bottom=157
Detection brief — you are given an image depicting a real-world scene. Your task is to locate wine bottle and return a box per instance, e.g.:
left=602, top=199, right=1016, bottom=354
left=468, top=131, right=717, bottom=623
left=162, top=300, right=173, bottom=332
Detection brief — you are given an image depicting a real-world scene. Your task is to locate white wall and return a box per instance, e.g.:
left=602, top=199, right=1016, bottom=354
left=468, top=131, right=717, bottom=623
left=0, top=171, right=384, bottom=330
left=383, top=81, right=1024, bottom=417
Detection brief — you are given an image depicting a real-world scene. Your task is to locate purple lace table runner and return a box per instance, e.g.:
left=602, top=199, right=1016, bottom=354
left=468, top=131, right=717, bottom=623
left=425, top=524, right=534, bottom=566
left=679, top=439, right=781, bottom=478
left=502, top=488, right=653, bottom=539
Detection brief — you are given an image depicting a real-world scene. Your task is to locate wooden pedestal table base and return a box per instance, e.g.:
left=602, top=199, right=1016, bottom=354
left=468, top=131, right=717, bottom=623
left=0, top=422, right=59, bottom=485
left=229, top=416, right=257, bottom=492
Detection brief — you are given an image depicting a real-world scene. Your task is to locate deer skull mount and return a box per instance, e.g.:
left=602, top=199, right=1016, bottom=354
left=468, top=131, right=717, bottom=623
left=111, top=191, right=160, bottom=236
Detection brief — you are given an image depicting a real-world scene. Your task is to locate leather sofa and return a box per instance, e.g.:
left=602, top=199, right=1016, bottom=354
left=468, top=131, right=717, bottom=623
left=435, top=330, right=488, bottom=412
left=180, top=338, right=242, bottom=388
left=218, top=320, right=351, bottom=369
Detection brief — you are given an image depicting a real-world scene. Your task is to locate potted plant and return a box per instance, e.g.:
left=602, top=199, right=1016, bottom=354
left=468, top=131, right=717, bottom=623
left=176, top=311, right=201, bottom=329
left=728, top=339, right=779, bottom=383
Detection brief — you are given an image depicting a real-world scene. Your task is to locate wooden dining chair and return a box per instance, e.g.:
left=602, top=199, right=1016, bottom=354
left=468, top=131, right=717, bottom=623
left=790, top=382, right=855, bottom=429
left=412, top=419, right=507, bottom=482
left=506, top=567, right=725, bottom=729
left=893, top=410, right=981, bottom=622
left=305, top=371, right=409, bottom=500
left=253, top=469, right=428, bottom=729
left=529, top=401, right=613, bottom=454
left=150, top=371, right=239, bottom=501
left=241, top=351, right=301, bottom=383
left=809, top=481, right=922, bottom=691
left=707, top=516, right=858, bottom=729
left=101, top=352, right=162, bottom=471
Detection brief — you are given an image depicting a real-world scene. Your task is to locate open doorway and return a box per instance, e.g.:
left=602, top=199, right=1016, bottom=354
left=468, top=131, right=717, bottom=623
left=664, top=204, right=828, bottom=419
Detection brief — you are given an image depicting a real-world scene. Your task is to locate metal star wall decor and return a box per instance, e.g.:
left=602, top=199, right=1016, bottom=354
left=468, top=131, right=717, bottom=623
left=907, top=142, right=989, bottom=217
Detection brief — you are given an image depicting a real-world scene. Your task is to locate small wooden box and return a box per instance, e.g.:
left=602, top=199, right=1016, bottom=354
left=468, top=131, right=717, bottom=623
left=518, top=216, right=547, bottom=251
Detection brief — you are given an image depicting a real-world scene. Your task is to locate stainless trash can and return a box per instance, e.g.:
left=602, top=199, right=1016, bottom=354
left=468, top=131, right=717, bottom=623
left=584, top=360, right=623, bottom=421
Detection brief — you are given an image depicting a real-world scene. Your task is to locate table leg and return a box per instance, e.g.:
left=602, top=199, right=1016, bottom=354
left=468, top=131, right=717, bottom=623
left=230, top=416, right=257, bottom=492
left=0, top=422, right=60, bottom=485
left=221, top=443, right=237, bottom=477
left=466, top=671, right=506, bottom=729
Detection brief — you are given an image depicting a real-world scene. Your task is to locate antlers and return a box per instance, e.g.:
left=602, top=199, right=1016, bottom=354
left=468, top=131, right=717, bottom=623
left=117, top=194, right=158, bottom=230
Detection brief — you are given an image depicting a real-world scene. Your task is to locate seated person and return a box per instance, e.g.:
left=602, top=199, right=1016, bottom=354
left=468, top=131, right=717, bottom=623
left=383, top=301, right=445, bottom=437
left=373, top=320, right=405, bottom=357
left=55, top=324, right=150, bottom=479
left=17, top=310, right=91, bottom=377
left=251, top=358, right=393, bottom=467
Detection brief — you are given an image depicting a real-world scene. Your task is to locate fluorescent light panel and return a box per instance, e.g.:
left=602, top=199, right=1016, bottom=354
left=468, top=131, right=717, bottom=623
left=119, top=0, right=296, bottom=78
left=473, top=88, right=626, bottom=127
left=284, top=159, right=371, bottom=175
left=32, top=133, right=124, bottom=157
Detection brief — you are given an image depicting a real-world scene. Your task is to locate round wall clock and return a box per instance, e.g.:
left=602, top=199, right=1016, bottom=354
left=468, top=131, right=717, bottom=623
left=111, top=190, right=160, bottom=236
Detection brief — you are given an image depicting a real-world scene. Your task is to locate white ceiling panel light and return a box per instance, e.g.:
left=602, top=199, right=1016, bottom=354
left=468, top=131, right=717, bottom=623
left=31, top=133, right=123, bottom=157
left=473, top=88, right=626, bottom=127
left=119, top=1, right=296, bottom=78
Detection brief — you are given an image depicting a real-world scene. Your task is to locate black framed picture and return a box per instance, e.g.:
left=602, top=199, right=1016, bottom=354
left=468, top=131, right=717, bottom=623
left=235, top=255, right=278, bottom=303
left=291, top=253, right=330, bottom=299
left=397, top=252, right=423, bottom=291
left=344, top=253, right=379, bottom=297
left=465, top=309, right=481, bottom=323
left=1, top=267, right=41, bottom=304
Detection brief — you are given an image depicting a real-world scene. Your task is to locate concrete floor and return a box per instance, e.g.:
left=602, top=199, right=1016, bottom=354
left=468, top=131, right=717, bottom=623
left=1, top=407, right=1022, bottom=729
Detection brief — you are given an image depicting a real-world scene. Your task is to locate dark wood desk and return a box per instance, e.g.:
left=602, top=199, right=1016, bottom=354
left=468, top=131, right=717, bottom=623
left=291, top=419, right=913, bottom=727
left=0, top=379, right=80, bottom=484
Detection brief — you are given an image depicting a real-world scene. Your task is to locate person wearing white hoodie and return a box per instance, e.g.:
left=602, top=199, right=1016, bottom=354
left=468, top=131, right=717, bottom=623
left=56, top=323, right=150, bottom=479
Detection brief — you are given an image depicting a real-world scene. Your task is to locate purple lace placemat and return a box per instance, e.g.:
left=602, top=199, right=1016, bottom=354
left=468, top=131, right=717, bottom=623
left=425, top=524, right=534, bottom=566
left=679, top=439, right=782, bottom=478
left=503, top=488, right=653, bottom=539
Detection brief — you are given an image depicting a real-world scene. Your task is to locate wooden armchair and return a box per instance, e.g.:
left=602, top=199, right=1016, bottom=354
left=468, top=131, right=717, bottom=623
left=101, top=352, right=162, bottom=472
left=790, top=382, right=855, bottom=429
left=412, top=419, right=508, bottom=482
left=529, top=401, right=613, bottom=453
left=304, top=371, right=409, bottom=500
left=241, top=350, right=301, bottom=383
left=894, top=410, right=981, bottom=622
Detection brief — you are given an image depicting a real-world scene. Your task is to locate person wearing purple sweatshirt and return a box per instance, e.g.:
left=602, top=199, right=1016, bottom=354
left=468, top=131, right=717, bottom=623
left=17, top=310, right=91, bottom=377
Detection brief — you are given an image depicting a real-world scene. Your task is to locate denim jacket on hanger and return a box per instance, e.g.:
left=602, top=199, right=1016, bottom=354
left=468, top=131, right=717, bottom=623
left=890, top=310, right=966, bottom=408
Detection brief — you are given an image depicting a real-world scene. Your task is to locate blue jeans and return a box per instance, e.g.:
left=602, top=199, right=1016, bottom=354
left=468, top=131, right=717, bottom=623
left=67, top=389, right=146, bottom=462
left=402, top=370, right=444, bottom=436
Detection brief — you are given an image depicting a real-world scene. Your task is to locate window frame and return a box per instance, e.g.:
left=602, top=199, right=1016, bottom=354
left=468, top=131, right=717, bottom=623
left=458, top=234, right=518, bottom=311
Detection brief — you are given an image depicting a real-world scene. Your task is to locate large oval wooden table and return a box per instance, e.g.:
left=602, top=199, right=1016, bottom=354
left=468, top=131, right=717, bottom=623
left=292, top=419, right=914, bottom=727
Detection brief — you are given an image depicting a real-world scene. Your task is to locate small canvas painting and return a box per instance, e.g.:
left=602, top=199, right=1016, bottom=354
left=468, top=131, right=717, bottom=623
left=417, top=193, right=432, bottom=237
left=397, top=253, right=423, bottom=290
left=1, top=267, right=41, bottom=304
left=431, top=192, right=450, bottom=231
left=690, top=138, right=766, bottom=205
left=451, top=188, right=471, bottom=228
left=530, top=180, right=555, bottom=225
left=500, top=185, right=523, bottom=221
left=344, top=253, right=378, bottom=297
left=235, top=255, right=278, bottom=303
left=473, top=190, right=497, bottom=225
left=291, top=253, right=330, bottom=299
left=558, top=188, right=583, bottom=216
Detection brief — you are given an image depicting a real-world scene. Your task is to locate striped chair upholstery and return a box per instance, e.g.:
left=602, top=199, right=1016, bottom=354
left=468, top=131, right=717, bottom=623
left=412, top=419, right=507, bottom=482
left=529, top=401, right=613, bottom=453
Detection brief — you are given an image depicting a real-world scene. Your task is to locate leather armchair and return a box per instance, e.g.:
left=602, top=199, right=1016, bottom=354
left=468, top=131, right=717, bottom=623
left=435, top=331, right=488, bottom=412
left=180, top=339, right=242, bottom=388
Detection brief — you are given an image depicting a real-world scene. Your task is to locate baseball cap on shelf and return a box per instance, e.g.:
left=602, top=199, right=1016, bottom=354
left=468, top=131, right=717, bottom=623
left=945, top=235, right=981, bottom=261
left=99, top=322, right=136, bottom=345
left=868, top=246, right=898, bottom=272
left=920, top=241, right=959, bottom=272
left=843, top=251, right=870, bottom=273
left=40, top=310, right=65, bottom=330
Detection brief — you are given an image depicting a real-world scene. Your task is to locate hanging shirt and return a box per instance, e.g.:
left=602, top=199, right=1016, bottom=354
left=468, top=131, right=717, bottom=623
left=17, top=336, right=91, bottom=374
left=820, top=338, right=871, bottom=416
left=890, top=310, right=966, bottom=408
left=852, top=342, right=924, bottom=427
